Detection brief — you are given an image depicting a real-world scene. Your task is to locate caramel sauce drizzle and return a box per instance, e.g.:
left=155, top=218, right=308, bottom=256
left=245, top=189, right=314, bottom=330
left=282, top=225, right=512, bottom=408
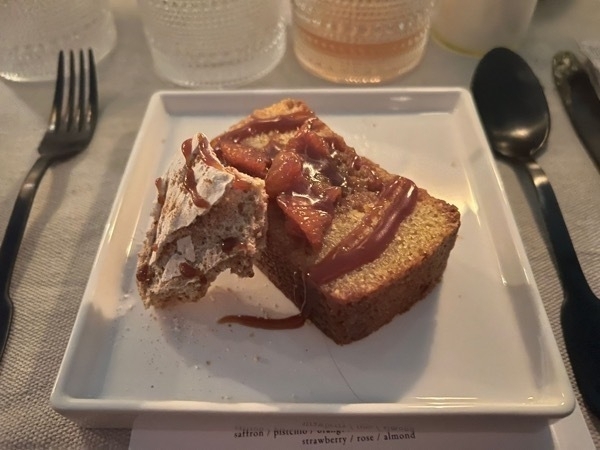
left=136, top=263, right=150, bottom=282
left=217, top=313, right=305, bottom=330
left=221, top=237, right=240, bottom=253
left=308, top=177, right=418, bottom=285
left=208, top=110, right=419, bottom=329
left=212, top=110, right=315, bottom=146
left=178, top=261, right=199, bottom=278
left=181, top=138, right=210, bottom=208
left=181, top=135, right=230, bottom=209
left=178, top=261, right=208, bottom=284
left=219, top=272, right=309, bottom=330
left=183, top=167, right=210, bottom=208
left=182, top=135, right=223, bottom=169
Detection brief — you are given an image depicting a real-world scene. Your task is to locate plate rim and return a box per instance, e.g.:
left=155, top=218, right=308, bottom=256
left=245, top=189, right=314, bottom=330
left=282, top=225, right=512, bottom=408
left=50, top=87, right=575, bottom=426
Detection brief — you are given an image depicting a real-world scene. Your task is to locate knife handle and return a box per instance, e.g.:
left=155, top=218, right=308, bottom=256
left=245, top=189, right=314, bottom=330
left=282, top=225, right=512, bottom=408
left=553, top=51, right=600, bottom=171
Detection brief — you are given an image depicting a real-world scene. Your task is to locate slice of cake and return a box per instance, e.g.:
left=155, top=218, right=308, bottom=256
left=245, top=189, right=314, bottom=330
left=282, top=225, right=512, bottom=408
left=136, top=133, right=267, bottom=308
left=211, top=99, right=461, bottom=344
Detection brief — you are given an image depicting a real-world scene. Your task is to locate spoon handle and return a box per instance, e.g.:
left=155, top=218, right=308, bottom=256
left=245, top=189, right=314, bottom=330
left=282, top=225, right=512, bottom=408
left=527, top=159, right=600, bottom=418
left=524, top=159, right=591, bottom=296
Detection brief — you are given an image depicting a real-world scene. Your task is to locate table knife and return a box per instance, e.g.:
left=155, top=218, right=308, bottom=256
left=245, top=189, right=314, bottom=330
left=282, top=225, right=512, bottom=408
left=553, top=51, right=600, bottom=170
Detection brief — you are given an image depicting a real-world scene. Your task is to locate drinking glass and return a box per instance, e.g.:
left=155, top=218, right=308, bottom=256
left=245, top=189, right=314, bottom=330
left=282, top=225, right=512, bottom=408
left=431, top=0, right=538, bottom=57
left=137, top=0, right=287, bottom=88
left=292, top=0, right=436, bottom=84
left=0, top=0, right=116, bottom=82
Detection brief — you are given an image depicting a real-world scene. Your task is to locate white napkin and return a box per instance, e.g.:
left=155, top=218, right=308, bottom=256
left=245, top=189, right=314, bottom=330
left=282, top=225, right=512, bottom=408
left=129, top=403, right=595, bottom=450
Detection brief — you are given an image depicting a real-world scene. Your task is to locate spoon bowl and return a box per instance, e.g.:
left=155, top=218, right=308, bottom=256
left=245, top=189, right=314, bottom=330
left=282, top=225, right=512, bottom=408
left=472, top=47, right=550, bottom=160
left=472, top=47, right=600, bottom=418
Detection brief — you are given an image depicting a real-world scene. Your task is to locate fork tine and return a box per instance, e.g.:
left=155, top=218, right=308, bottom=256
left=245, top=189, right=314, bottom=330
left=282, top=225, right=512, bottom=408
left=66, top=50, right=76, bottom=131
left=77, top=50, right=86, bottom=132
left=88, top=49, right=98, bottom=132
left=49, top=51, right=65, bottom=131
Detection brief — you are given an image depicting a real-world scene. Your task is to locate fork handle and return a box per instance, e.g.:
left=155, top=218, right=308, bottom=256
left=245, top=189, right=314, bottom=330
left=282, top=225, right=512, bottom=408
left=0, top=155, right=53, bottom=293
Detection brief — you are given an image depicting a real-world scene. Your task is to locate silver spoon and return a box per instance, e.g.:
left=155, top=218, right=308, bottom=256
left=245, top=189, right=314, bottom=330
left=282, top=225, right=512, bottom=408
left=471, top=47, right=600, bottom=417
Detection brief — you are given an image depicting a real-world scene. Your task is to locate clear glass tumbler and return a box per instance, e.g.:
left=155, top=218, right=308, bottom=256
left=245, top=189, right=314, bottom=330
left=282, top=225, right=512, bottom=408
left=0, top=0, right=117, bottom=82
left=137, top=0, right=287, bottom=88
left=431, top=0, right=538, bottom=57
left=292, top=0, right=436, bottom=84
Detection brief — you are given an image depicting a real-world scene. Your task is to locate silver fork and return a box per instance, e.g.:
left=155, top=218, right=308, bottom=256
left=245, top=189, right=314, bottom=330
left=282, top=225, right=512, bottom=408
left=0, top=49, right=98, bottom=362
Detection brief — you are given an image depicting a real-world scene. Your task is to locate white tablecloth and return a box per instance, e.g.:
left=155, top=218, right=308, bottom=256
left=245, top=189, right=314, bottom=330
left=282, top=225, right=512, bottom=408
left=0, top=0, right=598, bottom=447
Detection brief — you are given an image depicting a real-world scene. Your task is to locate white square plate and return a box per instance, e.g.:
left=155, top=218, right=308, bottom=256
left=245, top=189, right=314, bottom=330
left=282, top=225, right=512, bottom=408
left=51, top=88, right=575, bottom=427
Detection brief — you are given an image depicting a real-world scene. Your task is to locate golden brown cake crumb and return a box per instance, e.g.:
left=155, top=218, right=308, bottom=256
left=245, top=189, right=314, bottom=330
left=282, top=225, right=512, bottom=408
left=211, top=99, right=461, bottom=344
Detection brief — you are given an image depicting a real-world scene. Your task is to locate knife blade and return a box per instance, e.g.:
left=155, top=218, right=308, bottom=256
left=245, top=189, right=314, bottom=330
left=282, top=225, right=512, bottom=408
left=553, top=50, right=600, bottom=170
